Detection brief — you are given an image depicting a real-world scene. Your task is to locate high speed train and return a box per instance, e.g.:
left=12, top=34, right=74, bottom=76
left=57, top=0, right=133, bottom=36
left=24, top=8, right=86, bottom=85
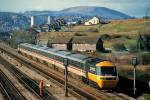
left=18, top=43, right=119, bottom=88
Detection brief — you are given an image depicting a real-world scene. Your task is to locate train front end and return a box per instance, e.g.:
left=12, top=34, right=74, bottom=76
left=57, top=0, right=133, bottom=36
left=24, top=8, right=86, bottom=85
left=96, top=61, right=119, bottom=88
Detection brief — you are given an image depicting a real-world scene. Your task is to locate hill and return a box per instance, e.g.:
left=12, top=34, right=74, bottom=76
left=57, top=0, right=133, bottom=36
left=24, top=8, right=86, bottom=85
left=0, top=6, right=132, bottom=32
left=24, top=6, right=131, bottom=19
left=60, top=6, right=131, bottom=19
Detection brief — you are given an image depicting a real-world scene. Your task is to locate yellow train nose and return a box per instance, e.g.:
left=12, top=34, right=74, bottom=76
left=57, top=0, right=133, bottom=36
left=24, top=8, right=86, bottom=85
left=97, top=79, right=119, bottom=88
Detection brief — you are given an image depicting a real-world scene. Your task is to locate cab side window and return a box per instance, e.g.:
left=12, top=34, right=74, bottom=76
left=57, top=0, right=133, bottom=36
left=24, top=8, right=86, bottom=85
left=87, top=64, right=96, bottom=74
left=96, top=67, right=101, bottom=75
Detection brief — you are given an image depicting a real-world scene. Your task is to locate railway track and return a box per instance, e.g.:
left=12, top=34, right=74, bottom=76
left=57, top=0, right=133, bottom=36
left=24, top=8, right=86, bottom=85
left=0, top=43, right=134, bottom=100
left=0, top=55, right=57, bottom=100
left=0, top=44, right=97, bottom=100
left=0, top=70, right=25, bottom=100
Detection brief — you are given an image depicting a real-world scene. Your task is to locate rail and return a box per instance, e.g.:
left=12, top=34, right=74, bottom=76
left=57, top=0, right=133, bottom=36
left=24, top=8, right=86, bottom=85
left=0, top=55, right=57, bottom=100
left=0, top=70, right=25, bottom=100
left=0, top=43, right=133, bottom=100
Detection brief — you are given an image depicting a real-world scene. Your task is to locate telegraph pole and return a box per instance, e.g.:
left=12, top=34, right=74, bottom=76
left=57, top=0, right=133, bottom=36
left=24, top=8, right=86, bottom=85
left=63, top=58, right=68, bottom=97
left=132, top=57, right=138, bottom=97
left=133, top=64, right=136, bottom=97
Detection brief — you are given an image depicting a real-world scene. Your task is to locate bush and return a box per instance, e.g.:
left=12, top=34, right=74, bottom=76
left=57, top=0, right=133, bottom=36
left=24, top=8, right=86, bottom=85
left=125, top=35, right=132, bottom=39
left=100, top=34, right=110, bottom=40
left=8, top=30, right=36, bottom=48
left=111, top=35, right=122, bottom=39
left=74, top=33, right=87, bottom=36
left=140, top=52, right=150, bottom=65
left=126, top=39, right=138, bottom=52
left=127, top=43, right=137, bottom=52
left=142, top=94, right=150, bottom=100
left=87, top=28, right=99, bottom=32
left=113, top=43, right=126, bottom=51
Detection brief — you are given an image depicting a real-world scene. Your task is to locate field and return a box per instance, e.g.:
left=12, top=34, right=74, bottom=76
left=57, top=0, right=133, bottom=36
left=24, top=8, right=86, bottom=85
left=68, top=18, right=150, bottom=34
left=100, top=18, right=150, bottom=35
left=38, top=19, right=150, bottom=73
left=38, top=18, right=150, bottom=50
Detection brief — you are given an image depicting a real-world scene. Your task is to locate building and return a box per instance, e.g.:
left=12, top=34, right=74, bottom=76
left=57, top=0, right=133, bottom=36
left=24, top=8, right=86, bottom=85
left=38, top=32, right=104, bottom=52
left=72, top=36, right=103, bottom=52
left=67, top=21, right=77, bottom=25
left=47, top=16, right=51, bottom=24
left=47, top=36, right=73, bottom=50
left=31, top=16, right=50, bottom=27
left=30, top=16, right=34, bottom=27
left=85, top=16, right=100, bottom=25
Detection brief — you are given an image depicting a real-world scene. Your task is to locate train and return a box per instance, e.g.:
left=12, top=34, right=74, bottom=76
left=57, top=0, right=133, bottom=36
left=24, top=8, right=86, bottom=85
left=18, top=43, right=119, bottom=88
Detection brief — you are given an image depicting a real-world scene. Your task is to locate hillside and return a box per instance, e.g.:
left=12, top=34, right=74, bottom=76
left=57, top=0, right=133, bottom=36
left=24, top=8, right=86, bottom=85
left=100, top=18, right=150, bottom=35
left=70, top=18, right=150, bottom=35
left=38, top=18, right=150, bottom=50
left=60, top=6, right=131, bottom=19
left=38, top=18, right=150, bottom=38
left=0, top=6, right=132, bottom=32
left=24, top=6, right=131, bottom=19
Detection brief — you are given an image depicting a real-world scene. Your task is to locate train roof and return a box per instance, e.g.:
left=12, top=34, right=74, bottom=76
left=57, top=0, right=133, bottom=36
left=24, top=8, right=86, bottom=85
left=56, top=51, right=72, bottom=56
left=86, top=58, right=102, bottom=65
left=19, top=43, right=102, bottom=64
left=46, top=48, right=59, bottom=52
left=67, top=53, right=90, bottom=63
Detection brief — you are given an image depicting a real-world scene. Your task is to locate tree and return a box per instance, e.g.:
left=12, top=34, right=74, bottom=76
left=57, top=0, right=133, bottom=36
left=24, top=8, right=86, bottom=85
left=77, top=20, right=82, bottom=25
left=137, top=30, right=150, bottom=51
left=9, top=30, right=36, bottom=48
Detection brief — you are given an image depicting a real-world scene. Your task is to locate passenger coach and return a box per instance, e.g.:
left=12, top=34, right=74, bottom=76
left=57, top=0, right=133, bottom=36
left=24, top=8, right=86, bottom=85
left=18, top=43, right=119, bottom=88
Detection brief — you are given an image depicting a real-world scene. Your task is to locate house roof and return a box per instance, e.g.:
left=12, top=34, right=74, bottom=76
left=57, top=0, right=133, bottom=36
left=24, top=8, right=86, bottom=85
left=49, top=36, right=73, bottom=44
left=72, top=35, right=101, bottom=44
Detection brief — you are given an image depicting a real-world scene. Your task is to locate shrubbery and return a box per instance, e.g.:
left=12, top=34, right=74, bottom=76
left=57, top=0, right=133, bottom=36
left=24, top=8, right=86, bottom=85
left=125, top=39, right=138, bottom=52
left=111, top=35, right=122, bottom=39
left=100, top=34, right=110, bottom=40
left=139, top=52, right=150, bottom=65
left=8, top=30, right=36, bottom=48
left=127, top=43, right=137, bottom=52
left=87, top=28, right=99, bottom=32
left=74, top=33, right=87, bottom=36
left=113, top=43, right=126, bottom=51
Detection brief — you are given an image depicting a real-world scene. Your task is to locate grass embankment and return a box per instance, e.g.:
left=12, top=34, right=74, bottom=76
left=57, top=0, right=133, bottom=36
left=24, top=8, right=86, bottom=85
left=38, top=18, right=150, bottom=54
left=100, top=19, right=150, bottom=50
left=100, top=18, right=150, bottom=35
left=69, top=24, right=100, bottom=32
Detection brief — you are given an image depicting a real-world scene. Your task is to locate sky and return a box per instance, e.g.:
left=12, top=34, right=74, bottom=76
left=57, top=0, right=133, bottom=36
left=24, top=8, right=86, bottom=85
left=0, top=0, right=150, bottom=18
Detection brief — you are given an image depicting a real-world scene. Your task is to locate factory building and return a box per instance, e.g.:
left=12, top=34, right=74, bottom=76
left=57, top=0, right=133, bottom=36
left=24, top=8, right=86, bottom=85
left=46, top=35, right=103, bottom=52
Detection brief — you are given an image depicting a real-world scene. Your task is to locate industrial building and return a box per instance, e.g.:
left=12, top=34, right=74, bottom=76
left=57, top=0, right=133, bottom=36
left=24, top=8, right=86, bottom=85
left=47, top=35, right=103, bottom=52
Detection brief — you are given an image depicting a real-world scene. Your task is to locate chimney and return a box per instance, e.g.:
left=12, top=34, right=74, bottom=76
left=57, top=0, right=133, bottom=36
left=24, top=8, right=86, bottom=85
left=31, top=16, right=34, bottom=27
left=47, top=16, right=51, bottom=24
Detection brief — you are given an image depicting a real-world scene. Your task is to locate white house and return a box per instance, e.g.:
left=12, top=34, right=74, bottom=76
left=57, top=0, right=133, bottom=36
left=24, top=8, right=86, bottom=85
left=30, top=16, right=34, bottom=27
left=67, top=21, right=77, bottom=25
left=85, top=16, right=100, bottom=25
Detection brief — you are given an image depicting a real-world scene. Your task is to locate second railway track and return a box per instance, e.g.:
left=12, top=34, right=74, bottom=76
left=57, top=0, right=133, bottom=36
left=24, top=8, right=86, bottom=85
left=0, top=70, right=25, bottom=100
left=0, top=55, right=57, bottom=100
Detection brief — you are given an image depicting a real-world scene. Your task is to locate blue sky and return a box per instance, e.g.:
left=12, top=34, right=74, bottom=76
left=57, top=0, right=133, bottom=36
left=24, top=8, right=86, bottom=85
left=0, top=0, right=150, bottom=17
